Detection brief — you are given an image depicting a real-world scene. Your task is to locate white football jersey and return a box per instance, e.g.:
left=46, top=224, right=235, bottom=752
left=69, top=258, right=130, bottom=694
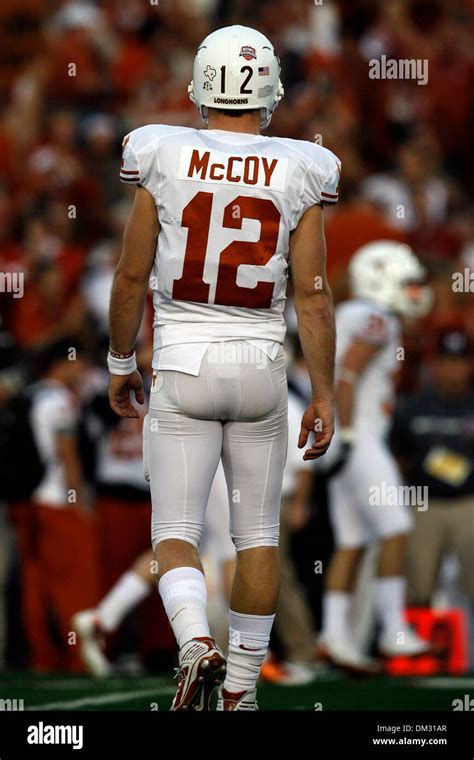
left=335, top=300, right=401, bottom=437
left=120, top=125, right=340, bottom=374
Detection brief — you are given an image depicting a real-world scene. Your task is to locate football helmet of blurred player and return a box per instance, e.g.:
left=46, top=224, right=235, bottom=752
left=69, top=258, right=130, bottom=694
left=349, top=240, right=432, bottom=319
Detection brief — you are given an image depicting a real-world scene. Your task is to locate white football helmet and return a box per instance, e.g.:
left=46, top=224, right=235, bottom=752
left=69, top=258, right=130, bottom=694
left=349, top=241, right=433, bottom=318
left=188, top=25, right=284, bottom=129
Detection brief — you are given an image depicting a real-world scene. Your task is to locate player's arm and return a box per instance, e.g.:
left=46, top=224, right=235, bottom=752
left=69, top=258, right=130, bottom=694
left=336, top=340, right=380, bottom=430
left=289, top=204, right=335, bottom=460
left=323, top=339, right=380, bottom=477
left=108, top=187, right=159, bottom=418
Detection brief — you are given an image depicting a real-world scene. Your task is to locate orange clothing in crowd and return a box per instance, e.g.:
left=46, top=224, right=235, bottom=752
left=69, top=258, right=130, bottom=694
left=325, top=203, right=406, bottom=283
left=11, top=503, right=101, bottom=673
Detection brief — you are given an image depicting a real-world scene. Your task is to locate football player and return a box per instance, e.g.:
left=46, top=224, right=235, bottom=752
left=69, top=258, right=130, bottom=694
left=318, top=241, right=433, bottom=672
left=108, top=25, right=340, bottom=710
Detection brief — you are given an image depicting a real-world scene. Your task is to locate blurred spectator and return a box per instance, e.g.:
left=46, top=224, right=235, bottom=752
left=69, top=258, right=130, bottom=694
left=10, top=338, right=100, bottom=672
left=391, top=329, right=474, bottom=607
left=10, top=258, right=86, bottom=349
left=360, top=138, right=452, bottom=232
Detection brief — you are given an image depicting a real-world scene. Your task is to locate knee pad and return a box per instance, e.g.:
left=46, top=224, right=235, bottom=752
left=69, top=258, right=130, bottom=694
left=231, top=526, right=280, bottom=553
left=151, top=523, right=202, bottom=552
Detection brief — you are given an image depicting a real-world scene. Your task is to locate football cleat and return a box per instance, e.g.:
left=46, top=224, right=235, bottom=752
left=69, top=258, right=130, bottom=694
left=317, top=634, right=381, bottom=676
left=216, top=687, right=258, bottom=711
left=171, top=636, right=226, bottom=711
left=71, top=610, right=112, bottom=678
left=379, top=628, right=431, bottom=658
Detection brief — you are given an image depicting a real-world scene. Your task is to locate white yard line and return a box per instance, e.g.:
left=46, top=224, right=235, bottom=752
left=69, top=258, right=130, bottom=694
left=414, top=678, right=474, bottom=689
left=21, top=679, right=101, bottom=690
left=23, top=678, right=166, bottom=691
left=27, top=686, right=175, bottom=711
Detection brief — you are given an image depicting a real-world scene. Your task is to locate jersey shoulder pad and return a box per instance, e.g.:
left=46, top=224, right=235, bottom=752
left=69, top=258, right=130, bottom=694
left=303, top=142, right=341, bottom=205
left=274, top=137, right=341, bottom=208
left=340, top=300, right=392, bottom=346
left=120, top=124, right=193, bottom=185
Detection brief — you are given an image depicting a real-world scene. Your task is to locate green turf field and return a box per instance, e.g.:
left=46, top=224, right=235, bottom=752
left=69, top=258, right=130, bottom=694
left=0, top=672, right=471, bottom=711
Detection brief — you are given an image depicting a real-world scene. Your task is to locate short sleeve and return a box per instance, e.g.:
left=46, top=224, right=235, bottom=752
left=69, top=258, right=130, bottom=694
left=120, top=134, right=140, bottom=185
left=301, top=146, right=341, bottom=211
left=352, top=309, right=389, bottom=347
left=320, top=158, right=341, bottom=205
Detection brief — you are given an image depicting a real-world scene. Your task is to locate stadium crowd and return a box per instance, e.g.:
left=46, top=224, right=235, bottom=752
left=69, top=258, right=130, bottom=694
left=0, top=0, right=473, bottom=676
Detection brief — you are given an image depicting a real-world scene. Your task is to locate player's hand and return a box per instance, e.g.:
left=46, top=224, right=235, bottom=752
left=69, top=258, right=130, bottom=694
left=298, top=398, right=334, bottom=460
left=108, top=370, right=145, bottom=418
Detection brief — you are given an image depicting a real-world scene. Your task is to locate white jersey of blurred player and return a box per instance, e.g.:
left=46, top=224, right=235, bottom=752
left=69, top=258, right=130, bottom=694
left=335, top=300, right=399, bottom=437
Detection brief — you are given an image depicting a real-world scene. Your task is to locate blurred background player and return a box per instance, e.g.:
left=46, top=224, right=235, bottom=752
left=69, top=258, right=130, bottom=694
left=318, top=242, right=433, bottom=672
left=108, top=24, right=339, bottom=711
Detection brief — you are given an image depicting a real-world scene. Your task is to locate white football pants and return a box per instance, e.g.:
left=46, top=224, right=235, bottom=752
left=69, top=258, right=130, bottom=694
left=329, top=434, right=413, bottom=548
left=144, top=342, right=288, bottom=552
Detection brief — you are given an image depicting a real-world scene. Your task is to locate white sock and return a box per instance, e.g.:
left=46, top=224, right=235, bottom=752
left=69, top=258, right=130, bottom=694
left=158, top=567, right=210, bottom=650
left=96, top=571, right=150, bottom=632
left=224, top=610, right=275, bottom=694
left=321, top=591, right=352, bottom=642
left=374, top=576, right=406, bottom=636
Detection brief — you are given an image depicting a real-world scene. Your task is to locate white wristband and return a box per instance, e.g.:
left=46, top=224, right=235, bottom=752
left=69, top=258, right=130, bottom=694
left=107, top=351, right=137, bottom=376
left=339, top=427, right=355, bottom=444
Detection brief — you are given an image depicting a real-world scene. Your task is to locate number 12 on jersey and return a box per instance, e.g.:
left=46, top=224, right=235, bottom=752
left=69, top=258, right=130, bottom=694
left=172, top=191, right=281, bottom=309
